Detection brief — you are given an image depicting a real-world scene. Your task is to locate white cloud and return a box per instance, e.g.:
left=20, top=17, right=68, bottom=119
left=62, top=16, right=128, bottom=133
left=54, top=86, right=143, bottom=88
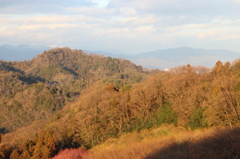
left=135, top=25, right=156, bottom=32
left=1, top=0, right=240, bottom=53
left=119, top=7, right=137, bottom=16
left=18, top=24, right=80, bottom=30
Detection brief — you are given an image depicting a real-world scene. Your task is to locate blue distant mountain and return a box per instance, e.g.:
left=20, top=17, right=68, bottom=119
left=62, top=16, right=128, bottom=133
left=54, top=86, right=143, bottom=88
left=90, top=47, right=240, bottom=69
left=128, top=47, right=240, bottom=69
left=134, top=47, right=239, bottom=61
left=0, top=45, right=240, bottom=69
left=0, top=44, right=51, bottom=61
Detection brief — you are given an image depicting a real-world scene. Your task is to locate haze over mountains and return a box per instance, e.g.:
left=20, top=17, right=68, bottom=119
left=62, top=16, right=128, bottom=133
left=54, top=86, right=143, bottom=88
left=1, top=44, right=240, bottom=69
left=130, top=47, right=240, bottom=69
left=86, top=47, right=240, bottom=69
left=0, top=44, right=51, bottom=61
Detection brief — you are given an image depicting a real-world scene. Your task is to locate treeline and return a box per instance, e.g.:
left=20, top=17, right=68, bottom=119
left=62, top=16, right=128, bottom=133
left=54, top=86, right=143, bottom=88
left=0, top=48, right=150, bottom=133
left=0, top=47, right=153, bottom=158
left=1, top=58, right=240, bottom=158
left=1, top=48, right=240, bottom=158
left=48, top=61, right=240, bottom=149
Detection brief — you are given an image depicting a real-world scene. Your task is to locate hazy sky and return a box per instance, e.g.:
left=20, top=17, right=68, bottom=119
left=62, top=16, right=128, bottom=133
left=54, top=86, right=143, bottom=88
left=1, top=0, right=240, bottom=54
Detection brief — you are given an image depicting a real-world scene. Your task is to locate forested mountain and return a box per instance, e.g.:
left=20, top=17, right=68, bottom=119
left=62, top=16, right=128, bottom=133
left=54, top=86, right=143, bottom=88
left=1, top=48, right=240, bottom=159
left=0, top=47, right=150, bottom=134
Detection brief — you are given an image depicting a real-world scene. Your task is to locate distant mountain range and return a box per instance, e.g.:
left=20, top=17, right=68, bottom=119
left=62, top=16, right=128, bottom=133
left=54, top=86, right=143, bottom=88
left=1, top=44, right=240, bottom=69
left=0, top=44, right=51, bottom=61
left=130, top=47, right=240, bottom=69
left=85, top=47, right=240, bottom=69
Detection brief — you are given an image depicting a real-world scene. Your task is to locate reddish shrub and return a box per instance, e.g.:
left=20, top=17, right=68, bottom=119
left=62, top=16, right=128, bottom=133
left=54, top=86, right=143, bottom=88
left=53, top=148, right=88, bottom=159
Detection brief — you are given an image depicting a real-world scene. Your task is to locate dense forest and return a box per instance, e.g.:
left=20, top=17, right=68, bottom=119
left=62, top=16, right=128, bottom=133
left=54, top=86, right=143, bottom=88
left=1, top=48, right=240, bottom=159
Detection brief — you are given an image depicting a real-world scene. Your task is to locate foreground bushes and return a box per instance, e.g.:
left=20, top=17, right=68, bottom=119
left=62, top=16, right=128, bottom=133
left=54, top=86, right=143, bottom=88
left=53, top=148, right=88, bottom=159
left=84, top=127, right=240, bottom=159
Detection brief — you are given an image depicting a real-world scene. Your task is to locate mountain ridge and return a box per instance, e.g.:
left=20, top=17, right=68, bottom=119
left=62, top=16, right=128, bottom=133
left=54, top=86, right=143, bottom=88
left=0, top=44, right=51, bottom=61
left=129, top=47, right=240, bottom=69
left=1, top=44, right=240, bottom=69
left=85, top=47, right=240, bottom=69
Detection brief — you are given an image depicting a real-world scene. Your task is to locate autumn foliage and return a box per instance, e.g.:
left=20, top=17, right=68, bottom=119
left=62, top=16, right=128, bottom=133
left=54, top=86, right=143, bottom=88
left=1, top=48, right=240, bottom=158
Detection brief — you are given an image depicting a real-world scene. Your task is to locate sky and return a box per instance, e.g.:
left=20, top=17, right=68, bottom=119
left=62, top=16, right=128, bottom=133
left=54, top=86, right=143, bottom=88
left=1, top=0, right=240, bottom=54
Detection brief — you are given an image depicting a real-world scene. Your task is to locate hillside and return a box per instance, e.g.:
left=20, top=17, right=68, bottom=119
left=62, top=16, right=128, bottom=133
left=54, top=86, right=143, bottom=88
left=0, top=47, right=150, bottom=134
left=1, top=48, right=240, bottom=158
left=0, top=68, right=66, bottom=133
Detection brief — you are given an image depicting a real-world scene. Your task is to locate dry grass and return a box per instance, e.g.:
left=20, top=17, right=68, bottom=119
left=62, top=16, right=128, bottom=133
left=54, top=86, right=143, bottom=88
left=83, top=125, right=240, bottom=159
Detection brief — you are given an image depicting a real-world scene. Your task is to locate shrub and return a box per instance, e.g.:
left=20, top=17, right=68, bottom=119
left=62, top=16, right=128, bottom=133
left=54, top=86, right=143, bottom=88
left=188, top=107, right=207, bottom=130
left=53, top=148, right=88, bottom=159
left=157, top=104, right=178, bottom=126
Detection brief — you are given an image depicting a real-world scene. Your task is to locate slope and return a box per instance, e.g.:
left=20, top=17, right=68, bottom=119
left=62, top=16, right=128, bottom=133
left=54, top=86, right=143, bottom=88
left=2, top=50, right=240, bottom=159
left=0, top=47, right=150, bottom=134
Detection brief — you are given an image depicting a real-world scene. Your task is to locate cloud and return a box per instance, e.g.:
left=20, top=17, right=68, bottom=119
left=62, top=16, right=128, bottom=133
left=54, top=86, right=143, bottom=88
left=0, top=0, right=96, bottom=14
left=1, top=0, right=240, bottom=54
left=0, top=0, right=94, bottom=7
left=135, top=26, right=156, bottom=32
left=18, top=24, right=80, bottom=30
left=108, top=0, right=232, bottom=15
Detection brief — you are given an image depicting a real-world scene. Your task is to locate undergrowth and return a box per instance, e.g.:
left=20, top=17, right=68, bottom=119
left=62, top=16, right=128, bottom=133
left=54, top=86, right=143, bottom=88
left=82, top=125, right=240, bottom=159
